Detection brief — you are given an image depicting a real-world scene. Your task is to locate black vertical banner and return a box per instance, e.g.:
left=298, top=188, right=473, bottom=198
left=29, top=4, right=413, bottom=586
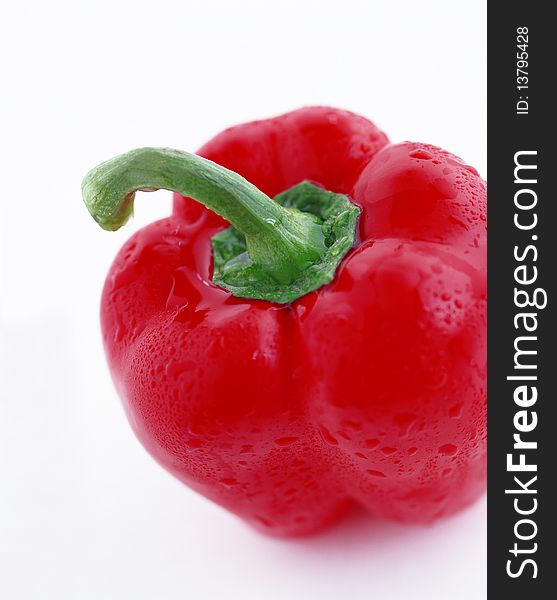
left=488, top=2, right=555, bottom=598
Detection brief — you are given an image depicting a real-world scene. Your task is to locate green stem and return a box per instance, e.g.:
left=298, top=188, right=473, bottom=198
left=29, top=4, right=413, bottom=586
left=82, top=148, right=325, bottom=284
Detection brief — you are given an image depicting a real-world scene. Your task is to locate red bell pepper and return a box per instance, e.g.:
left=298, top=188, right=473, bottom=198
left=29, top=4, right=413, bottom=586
left=82, top=107, right=486, bottom=536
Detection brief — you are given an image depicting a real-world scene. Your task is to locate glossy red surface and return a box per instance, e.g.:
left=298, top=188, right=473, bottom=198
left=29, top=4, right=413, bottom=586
left=101, top=107, right=486, bottom=536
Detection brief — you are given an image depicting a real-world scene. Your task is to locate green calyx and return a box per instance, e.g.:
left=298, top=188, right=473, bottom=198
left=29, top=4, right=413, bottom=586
left=82, top=148, right=359, bottom=304
left=212, top=182, right=359, bottom=302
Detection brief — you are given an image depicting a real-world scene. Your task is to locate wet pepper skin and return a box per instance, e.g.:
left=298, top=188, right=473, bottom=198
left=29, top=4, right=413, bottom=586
left=102, top=107, right=486, bottom=536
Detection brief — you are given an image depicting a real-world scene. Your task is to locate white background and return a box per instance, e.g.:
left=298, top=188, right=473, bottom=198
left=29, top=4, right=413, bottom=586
left=0, top=1, right=487, bottom=598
